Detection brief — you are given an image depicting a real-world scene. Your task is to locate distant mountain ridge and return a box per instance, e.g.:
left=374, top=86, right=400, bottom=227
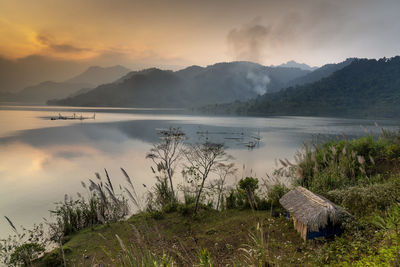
left=276, top=60, right=318, bottom=71
left=17, top=81, right=92, bottom=103
left=49, top=61, right=310, bottom=108
left=285, top=58, right=355, bottom=87
left=202, top=56, right=400, bottom=118
left=66, top=65, right=131, bottom=86
left=4, top=65, right=131, bottom=104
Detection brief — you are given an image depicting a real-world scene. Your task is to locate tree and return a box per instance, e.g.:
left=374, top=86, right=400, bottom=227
left=146, top=128, right=186, bottom=204
left=209, top=163, right=237, bottom=210
left=182, top=142, right=232, bottom=214
left=238, top=177, right=259, bottom=210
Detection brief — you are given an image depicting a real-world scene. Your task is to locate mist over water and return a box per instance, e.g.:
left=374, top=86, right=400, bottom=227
left=0, top=105, right=399, bottom=237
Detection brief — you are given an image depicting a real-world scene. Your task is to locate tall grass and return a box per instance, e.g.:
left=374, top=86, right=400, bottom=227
left=285, top=130, right=400, bottom=193
left=49, top=168, right=143, bottom=239
left=239, top=223, right=271, bottom=267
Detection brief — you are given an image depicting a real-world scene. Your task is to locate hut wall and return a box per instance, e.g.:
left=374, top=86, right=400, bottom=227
left=292, top=217, right=308, bottom=241
left=306, top=222, right=343, bottom=240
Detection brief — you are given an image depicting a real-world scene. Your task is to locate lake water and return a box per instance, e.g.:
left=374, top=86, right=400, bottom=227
left=0, top=104, right=399, bottom=237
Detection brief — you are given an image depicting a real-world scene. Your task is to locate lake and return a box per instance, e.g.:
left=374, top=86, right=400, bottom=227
left=0, top=104, right=399, bottom=237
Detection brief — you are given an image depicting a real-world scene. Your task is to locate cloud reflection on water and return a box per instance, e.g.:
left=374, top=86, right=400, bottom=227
left=1, top=108, right=400, bottom=237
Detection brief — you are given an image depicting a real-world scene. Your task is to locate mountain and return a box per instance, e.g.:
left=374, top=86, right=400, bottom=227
left=0, top=55, right=88, bottom=93
left=285, top=58, right=355, bottom=87
left=6, top=65, right=131, bottom=104
left=277, top=60, right=318, bottom=71
left=202, top=56, right=400, bottom=118
left=66, top=65, right=130, bottom=86
left=15, top=81, right=92, bottom=104
left=49, top=61, right=310, bottom=108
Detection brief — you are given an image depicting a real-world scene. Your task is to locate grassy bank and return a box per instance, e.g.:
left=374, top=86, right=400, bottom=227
left=38, top=210, right=315, bottom=266
left=3, top=128, right=400, bottom=266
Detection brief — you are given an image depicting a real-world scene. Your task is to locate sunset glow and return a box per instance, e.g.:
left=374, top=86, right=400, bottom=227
left=1, top=0, right=399, bottom=68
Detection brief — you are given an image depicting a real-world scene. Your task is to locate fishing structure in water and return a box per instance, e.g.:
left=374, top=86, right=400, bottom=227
left=196, top=127, right=261, bottom=150
left=50, top=113, right=96, bottom=121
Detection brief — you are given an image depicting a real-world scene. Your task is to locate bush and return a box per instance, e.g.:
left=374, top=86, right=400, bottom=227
left=178, top=203, right=196, bottom=216
left=226, top=178, right=274, bottom=211
left=9, top=243, right=45, bottom=266
left=267, top=184, right=288, bottom=209
left=40, top=250, right=63, bottom=267
left=325, top=178, right=400, bottom=216
left=295, top=134, right=400, bottom=193
left=161, top=202, right=178, bottom=213
left=238, top=177, right=259, bottom=209
left=149, top=210, right=165, bottom=220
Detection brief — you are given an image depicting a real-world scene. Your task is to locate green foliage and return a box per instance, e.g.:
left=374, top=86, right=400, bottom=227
left=373, top=203, right=400, bottom=236
left=239, top=177, right=259, bottom=195
left=326, top=178, right=400, bottom=216
left=10, top=243, right=45, bottom=266
left=349, top=243, right=400, bottom=266
left=226, top=177, right=286, bottom=211
left=238, top=177, right=259, bottom=210
left=0, top=223, right=47, bottom=267
left=146, top=177, right=175, bottom=212
left=314, top=201, right=400, bottom=266
left=208, top=56, right=400, bottom=118
left=177, top=203, right=199, bottom=216
left=267, top=184, right=288, bottom=208
left=239, top=223, right=271, bottom=267
left=293, top=132, right=400, bottom=193
left=197, top=249, right=213, bottom=267
left=161, top=202, right=179, bottom=214
left=50, top=192, right=128, bottom=238
left=114, top=234, right=177, bottom=267
left=40, top=250, right=63, bottom=267
left=149, top=210, right=165, bottom=220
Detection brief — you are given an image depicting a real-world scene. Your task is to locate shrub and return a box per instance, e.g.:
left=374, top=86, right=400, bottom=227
left=294, top=133, right=400, bottom=193
left=325, top=178, right=400, bottom=216
left=238, top=177, right=259, bottom=209
left=39, top=249, right=63, bottom=267
left=162, top=202, right=178, bottom=213
left=267, top=184, right=289, bottom=209
left=9, top=243, right=45, bottom=266
left=197, top=249, right=213, bottom=267
left=178, top=203, right=196, bottom=216
left=0, top=222, right=48, bottom=266
left=149, top=210, right=165, bottom=220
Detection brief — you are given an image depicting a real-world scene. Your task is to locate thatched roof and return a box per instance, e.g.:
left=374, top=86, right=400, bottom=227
left=279, top=186, right=348, bottom=232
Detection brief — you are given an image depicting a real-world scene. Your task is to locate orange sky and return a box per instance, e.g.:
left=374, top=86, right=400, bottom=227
left=0, top=0, right=400, bottom=68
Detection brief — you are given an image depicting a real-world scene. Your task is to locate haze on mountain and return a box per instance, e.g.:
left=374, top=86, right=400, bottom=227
left=201, top=56, right=400, bottom=118
left=49, top=62, right=310, bottom=108
left=276, top=60, right=318, bottom=71
left=3, top=65, right=130, bottom=104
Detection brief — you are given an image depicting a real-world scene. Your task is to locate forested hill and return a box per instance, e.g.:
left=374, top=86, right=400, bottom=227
left=285, top=58, right=355, bottom=87
left=203, top=57, right=400, bottom=118
left=48, top=62, right=309, bottom=108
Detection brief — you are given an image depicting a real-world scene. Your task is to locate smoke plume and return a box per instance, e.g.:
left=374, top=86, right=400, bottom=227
left=227, top=18, right=270, bottom=63
left=246, top=71, right=270, bottom=95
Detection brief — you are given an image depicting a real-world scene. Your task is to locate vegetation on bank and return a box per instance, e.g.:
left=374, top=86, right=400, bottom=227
left=1, top=127, right=400, bottom=266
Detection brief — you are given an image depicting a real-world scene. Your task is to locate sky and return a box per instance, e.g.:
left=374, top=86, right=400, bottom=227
left=0, top=0, right=400, bottom=85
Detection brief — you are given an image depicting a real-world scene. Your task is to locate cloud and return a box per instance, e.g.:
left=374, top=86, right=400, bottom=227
left=227, top=15, right=300, bottom=63
left=227, top=17, right=270, bottom=63
left=36, top=33, right=91, bottom=53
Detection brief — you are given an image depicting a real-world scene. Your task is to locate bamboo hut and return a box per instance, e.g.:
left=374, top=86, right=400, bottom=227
left=279, top=186, right=348, bottom=241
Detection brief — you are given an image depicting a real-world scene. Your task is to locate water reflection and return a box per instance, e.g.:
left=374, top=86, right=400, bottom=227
left=0, top=106, right=399, bottom=237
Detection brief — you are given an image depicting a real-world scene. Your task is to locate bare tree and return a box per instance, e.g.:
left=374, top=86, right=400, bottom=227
left=212, top=163, right=237, bottom=210
left=182, top=142, right=232, bottom=214
left=146, top=128, right=185, bottom=204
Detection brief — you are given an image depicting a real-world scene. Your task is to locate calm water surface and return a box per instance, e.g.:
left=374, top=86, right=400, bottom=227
left=0, top=105, right=399, bottom=237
